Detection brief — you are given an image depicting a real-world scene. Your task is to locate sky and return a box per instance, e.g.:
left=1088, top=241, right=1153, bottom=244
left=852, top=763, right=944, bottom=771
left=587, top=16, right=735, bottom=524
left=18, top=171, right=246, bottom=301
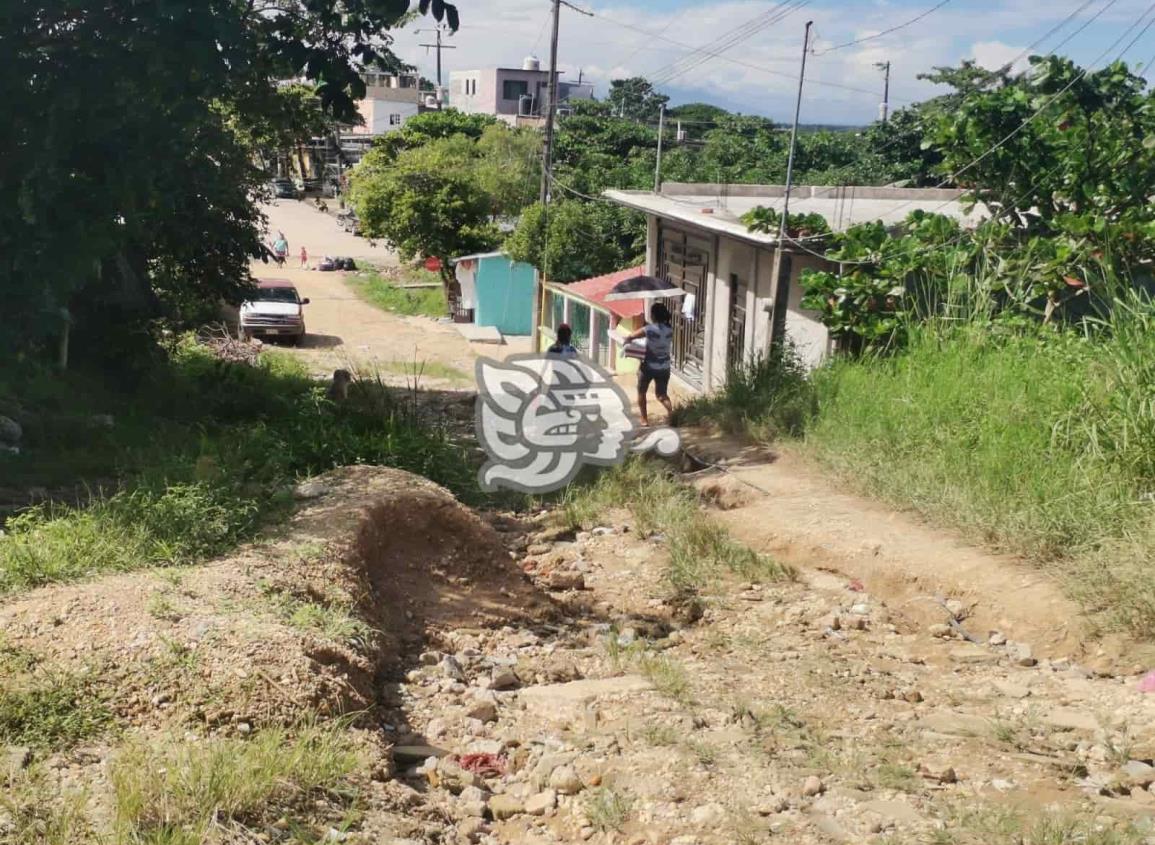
left=386, top=0, right=1155, bottom=124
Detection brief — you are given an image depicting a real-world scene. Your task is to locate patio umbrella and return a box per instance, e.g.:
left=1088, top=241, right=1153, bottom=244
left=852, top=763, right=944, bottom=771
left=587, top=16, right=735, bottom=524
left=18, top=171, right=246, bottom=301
left=603, top=274, right=686, bottom=301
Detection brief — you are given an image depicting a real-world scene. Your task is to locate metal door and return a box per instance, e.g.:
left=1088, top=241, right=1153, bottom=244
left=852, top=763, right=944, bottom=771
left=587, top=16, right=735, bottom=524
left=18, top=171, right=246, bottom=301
left=658, top=227, right=710, bottom=387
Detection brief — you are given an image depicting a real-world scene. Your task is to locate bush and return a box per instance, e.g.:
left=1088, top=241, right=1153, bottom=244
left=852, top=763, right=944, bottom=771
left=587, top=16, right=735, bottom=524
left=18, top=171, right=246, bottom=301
left=0, top=341, right=480, bottom=594
left=675, top=342, right=815, bottom=442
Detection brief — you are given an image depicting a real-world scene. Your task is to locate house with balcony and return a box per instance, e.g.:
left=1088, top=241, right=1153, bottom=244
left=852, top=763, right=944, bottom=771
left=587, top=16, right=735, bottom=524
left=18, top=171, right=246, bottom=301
left=599, top=183, right=988, bottom=393
left=448, top=58, right=593, bottom=126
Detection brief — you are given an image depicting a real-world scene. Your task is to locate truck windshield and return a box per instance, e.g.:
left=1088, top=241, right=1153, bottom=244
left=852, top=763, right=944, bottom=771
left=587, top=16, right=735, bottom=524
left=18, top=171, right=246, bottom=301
left=256, top=288, right=298, bottom=303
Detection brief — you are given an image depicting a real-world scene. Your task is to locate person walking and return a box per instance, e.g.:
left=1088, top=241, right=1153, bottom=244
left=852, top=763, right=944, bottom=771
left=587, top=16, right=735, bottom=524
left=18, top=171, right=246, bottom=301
left=272, top=232, right=289, bottom=267
left=546, top=323, right=578, bottom=359
left=626, top=303, right=675, bottom=427
left=299, top=245, right=309, bottom=269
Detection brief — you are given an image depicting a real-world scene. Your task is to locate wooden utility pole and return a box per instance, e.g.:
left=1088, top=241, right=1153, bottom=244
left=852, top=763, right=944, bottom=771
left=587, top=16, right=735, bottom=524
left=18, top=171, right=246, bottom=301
left=766, top=20, right=813, bottom=349
left=653, top=103, right=666, bottom=193
left=531, top=0, right=562, bottom=350
left=417, top=27, right=456, bottom=107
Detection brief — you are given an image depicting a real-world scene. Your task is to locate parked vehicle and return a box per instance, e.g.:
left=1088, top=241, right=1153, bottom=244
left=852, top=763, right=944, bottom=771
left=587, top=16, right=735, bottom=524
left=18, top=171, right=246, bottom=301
left=240, top=279, right=309, bottom=344
left=272, top=178, right=298, bottom=199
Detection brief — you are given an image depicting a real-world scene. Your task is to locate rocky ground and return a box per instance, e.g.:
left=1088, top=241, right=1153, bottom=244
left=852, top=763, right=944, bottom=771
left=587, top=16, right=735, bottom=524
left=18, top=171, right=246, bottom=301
left=5, top=463, right=1155, bottom=844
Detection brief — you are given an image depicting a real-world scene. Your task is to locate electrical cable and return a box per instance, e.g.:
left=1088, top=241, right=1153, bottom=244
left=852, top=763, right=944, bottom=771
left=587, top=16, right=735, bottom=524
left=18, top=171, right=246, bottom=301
left=585, top=7, right=905, bottom=101
left=647, top=0, right=810, bottom=88
left=814, top=0, right=954, bottom=55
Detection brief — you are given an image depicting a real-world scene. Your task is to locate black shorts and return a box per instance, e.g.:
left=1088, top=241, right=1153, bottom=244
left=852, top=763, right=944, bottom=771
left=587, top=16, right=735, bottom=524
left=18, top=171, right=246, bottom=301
left=637, top=364, right=671, bottom=399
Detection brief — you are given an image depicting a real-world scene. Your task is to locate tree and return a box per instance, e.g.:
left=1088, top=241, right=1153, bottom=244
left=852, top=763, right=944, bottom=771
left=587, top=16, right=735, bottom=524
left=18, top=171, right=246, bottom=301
left=606, top=77, right=669, bottom=122
left=2, top=0, right=456, bottom=364
left=504, top=201, right=642, bottom=283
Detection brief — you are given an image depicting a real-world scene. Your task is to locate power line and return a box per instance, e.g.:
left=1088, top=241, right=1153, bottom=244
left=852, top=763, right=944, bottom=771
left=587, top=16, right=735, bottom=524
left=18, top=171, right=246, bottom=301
left=648, top=0, right=810, bottom=88
left=586, top=7, right=909, bottom=101
left=814, top=0, right=953, bottom=55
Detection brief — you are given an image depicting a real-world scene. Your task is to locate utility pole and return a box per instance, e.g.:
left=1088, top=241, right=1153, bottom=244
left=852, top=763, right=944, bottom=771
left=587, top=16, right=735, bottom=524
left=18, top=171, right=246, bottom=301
left=875, top=60, right=891, bottom=123
left=653, top=103, right=666, bottom=193
left=417, top=26, right=456, bottom=107
left=767, top=20, right=813, bottom=349
left=531, top=0, right=562, bottom=351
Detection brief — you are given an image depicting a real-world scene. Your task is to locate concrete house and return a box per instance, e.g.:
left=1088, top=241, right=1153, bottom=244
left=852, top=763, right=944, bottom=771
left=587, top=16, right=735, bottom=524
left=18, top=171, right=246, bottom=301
left=448, top=58, right=593, bottom=126
left=351, top=72, right=425, bottom=135
left=602, top=183, right=987, bottom=393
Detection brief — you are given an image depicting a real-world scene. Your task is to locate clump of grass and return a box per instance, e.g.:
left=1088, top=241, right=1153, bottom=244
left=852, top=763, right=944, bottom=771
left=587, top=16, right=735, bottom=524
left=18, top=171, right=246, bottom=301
left=259, top=582, right=373, bottom=645
left=639, top=722, right=678, bottom=746
left=0, top=674, right=113, bottom=749
left=346, top=267, right=445, bottom=318
left=675, top=341, right=815, bottom=442
left=563, top=458, right=793, bottom=591
left=932, top=803, right=1146, bottom=845
left=583, top=785, right=633, bottom=833
left=147, top=592, right=182, bottom=622
left=0, top=766, right=93, bottom=845
left=685, top=738, right=719, bottom=767
left=636, top=654, right=692, bottom=703
left=111, top=720, right=360, bottom=843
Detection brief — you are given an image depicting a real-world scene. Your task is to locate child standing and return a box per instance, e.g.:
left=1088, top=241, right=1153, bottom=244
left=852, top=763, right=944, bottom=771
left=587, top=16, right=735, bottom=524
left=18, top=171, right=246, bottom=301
left=299, top=245, right=308, bottom=269
left=546, top=323, right=578, bottom=359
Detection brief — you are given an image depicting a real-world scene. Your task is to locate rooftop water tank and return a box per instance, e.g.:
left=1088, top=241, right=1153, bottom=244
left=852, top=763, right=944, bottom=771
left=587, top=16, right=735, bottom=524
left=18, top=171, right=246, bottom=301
left=523, top=55, right=541, bottom=71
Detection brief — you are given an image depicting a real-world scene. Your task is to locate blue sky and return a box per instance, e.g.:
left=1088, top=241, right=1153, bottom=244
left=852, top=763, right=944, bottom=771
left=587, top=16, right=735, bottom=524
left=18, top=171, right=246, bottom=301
left=389, top=0, right=1155, bottom=123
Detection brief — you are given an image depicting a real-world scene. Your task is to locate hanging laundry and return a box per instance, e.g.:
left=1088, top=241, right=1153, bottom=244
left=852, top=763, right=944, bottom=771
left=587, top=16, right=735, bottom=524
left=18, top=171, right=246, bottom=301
left=455, top=259, right=478, bottom=309
left=681, top=292, right=697, bottom=321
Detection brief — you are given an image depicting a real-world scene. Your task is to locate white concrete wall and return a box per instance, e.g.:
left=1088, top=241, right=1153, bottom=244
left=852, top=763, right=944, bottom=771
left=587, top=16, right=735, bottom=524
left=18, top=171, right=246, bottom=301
left=355, top=99, right=420, bottom=135
left=783, top=254, right=833, bottom=370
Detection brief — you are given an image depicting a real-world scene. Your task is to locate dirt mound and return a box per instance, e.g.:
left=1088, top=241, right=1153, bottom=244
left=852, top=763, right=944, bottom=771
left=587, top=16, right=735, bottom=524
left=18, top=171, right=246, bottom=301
left=0, top=465, right=554, bottom=735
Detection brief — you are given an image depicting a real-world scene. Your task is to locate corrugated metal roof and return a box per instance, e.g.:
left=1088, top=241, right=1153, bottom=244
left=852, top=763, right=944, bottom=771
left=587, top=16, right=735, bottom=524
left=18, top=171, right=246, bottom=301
left=549, top=266, right=647, bottom=320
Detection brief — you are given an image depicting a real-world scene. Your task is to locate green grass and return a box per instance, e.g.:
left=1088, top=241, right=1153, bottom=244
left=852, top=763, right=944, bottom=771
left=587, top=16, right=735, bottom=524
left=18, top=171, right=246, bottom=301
left=0, top=766, right=93, bottom=845
left=259, top=581, right=373, bottom=645
left=346, top=266, right=446, bottom=318
left=563, top=458, right=793, bottom=591
left=0, top=339, right=481, bottom=595
left=674, top=341, right=816, bottom=441
left=111, top=721, right=360, bottom=844
left=375, top=358, right=469, bottom=383
left=802, top=313, right=1155, bottom=636
left=930, top=803, right=1146, bottom=845
left=0, top=673, right=114, bottom=749
left=583, top=786, right=633, bottom=833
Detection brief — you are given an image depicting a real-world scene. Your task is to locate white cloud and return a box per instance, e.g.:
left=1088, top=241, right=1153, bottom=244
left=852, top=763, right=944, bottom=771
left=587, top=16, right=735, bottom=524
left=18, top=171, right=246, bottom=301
left=970, top=40, right=1028, bottom=73
left=389, top=0, right=1133, bottom=123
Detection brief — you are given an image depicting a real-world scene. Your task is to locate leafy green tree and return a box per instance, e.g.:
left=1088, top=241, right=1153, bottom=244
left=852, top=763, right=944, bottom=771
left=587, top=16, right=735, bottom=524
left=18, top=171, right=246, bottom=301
left=504, top=201, right=642, bottom=283
left=606, top=77, right=669, bottom=122
left=475, top=125, right=543, bottom=218
left=3, top=0, right=456, bottom=364
left=370, top=110, right=499, bottom=162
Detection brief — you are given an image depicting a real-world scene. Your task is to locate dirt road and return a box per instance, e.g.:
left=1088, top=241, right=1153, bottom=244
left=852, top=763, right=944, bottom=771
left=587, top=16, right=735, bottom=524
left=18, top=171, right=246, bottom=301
left=253, top=201, right=529, bottom=388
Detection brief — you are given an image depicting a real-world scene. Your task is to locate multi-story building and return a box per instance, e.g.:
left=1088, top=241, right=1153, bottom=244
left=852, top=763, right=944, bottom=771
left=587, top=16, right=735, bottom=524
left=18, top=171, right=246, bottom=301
left=448, top=58, right=593, bottom=126
left=350, top=71, right=429, bottom=135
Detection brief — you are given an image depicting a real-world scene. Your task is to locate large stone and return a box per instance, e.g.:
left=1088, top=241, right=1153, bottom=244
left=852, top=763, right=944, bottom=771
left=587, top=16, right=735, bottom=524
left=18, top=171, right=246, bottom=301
left=0, top=416, right=21, bottom=446
left=1043, top=708, right=1101, bottom=733
left=3, top=746, right=31, bottom=771
left=690, top=803, right=725, bottom=826
left=392, top=745, right=448, bottom=765
left=916, top=712, right=991, bottom=737
left=548, top=765, right=584, bottom=795
left=861, top=799, right=924, bottom=825
left=547, top=571, right=586, bottom=591
left=488, top=794, right=525, bottom=820
left=1008, top=642, right=1037, bottom=667
left=466, top=700, right=498, bottom=723
left=525, top=790, right=557, bottom=816
left=801, top=775, right=825, bottom=797
left=520, top=676, right=653, bottom=721
left=490, top=668, right=520, bottom=691
left=1122, top=760, right=1155, bottom=787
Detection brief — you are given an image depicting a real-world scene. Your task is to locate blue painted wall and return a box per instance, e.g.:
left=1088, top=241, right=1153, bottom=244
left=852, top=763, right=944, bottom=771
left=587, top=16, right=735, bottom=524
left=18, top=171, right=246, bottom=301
left=475, top=255, right=535, bottom=336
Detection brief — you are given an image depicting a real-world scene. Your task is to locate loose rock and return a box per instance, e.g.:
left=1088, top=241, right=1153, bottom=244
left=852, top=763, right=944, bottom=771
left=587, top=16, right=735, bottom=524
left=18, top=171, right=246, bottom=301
left=801, top=775, right=825, bottom=797
left=548, top=764, right=584, bottom=795
left=488, top=794, right=525, bottom=820
left=525, top=790, right=557, bottom=815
